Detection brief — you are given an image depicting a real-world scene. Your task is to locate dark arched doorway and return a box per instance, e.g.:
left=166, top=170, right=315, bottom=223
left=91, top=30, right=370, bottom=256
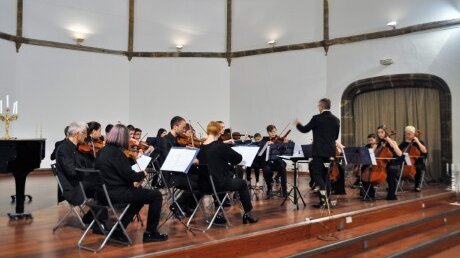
left=341, top=73, right=451, bottom=181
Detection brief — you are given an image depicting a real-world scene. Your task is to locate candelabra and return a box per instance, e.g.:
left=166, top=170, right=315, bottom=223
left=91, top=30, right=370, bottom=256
left=0, top=107, right=18, bottom=140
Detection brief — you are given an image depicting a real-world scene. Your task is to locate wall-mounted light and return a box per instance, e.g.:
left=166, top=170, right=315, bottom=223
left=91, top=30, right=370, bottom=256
left=380, top=59, right=394, bottom=66
left=75, top=35, right=85, bottom=45
left=387, top=21, right=397, bottom=30
left=176, top=44, right=183, bottom=52
left=267, top=40, right=276, bottom=47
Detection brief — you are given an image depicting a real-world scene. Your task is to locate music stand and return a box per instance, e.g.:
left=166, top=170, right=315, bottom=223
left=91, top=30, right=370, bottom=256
left=343, top=147, right=374, bottom=200
left=279, top=143, right=310, bottom=210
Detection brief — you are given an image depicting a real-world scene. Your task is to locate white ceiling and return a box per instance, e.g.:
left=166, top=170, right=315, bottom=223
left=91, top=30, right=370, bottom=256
left=0, top=0, right=459, bottom=52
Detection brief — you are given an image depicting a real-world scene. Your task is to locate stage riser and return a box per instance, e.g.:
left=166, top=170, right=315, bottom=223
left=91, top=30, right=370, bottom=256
left=153, top=193, right=456, bottom=257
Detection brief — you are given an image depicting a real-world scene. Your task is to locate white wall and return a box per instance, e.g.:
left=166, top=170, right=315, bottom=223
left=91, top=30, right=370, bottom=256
left=129, top=58, right=230, bottom=137
left=230, top=49, right=327, bottom=145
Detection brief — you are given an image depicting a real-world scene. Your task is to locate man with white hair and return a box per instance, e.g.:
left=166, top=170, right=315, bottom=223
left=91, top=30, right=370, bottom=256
left=399, top=125, right=428, bottom=192
left=55, top=121, right=106, bottom=233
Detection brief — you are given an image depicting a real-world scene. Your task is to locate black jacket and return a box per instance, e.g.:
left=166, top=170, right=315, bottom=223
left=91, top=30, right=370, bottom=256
left=296, top=111, right=340, bottom=158
left=95, top=145, right=145, bottom=191
left=55, top=139, right=82, bottom=204
left=157, top=132, right=177, bottom=166
left=198, top=141, right=242, bottom=188
left=50, top=139, right=65, bottom=161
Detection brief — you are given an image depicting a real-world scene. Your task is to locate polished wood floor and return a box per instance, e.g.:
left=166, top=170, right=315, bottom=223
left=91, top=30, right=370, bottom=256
left=0, top=171, right=454, bottom=257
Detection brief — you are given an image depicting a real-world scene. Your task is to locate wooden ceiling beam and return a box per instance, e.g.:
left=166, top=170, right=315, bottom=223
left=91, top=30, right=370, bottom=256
left=15, top=0, right=23, bottom=52
left=127, top=0, right=135, bottom=61
left=226, top=0, right=232, bottom=66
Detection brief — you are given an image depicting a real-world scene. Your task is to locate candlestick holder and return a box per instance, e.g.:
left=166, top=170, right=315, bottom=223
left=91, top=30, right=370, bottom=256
left=0, top=108, right=18, bottom=140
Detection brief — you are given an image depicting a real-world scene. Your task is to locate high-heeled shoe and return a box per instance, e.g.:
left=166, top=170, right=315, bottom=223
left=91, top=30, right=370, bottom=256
left=243, top=213, right=259, bottom=224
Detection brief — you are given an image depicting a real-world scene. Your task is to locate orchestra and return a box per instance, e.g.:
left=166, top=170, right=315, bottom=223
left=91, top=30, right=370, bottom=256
left=50, top=97, right=430, bottom=243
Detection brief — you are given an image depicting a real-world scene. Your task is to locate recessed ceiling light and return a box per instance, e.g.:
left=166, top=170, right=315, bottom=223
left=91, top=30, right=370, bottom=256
left=387, top=21, right=397, bottom=29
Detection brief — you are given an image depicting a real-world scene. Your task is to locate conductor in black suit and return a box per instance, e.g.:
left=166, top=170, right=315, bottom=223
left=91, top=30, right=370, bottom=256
left=295, top=98, right=340, bottom=207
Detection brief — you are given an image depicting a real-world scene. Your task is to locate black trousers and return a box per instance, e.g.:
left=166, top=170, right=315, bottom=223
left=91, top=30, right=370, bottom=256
left=108, top=187, right=163, bottom=233
left=263, top=160, right=287, bottom=194
left=415, top=166, right=425, bottom=189
left=310, top=157, right=332, bottom=202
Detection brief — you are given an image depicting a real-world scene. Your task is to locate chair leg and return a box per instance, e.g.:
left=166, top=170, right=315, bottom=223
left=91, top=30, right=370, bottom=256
left=53, top=207, right=73, bottom=232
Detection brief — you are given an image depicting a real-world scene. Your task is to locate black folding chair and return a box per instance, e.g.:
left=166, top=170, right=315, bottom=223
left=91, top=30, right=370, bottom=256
left=186, top=164, right=232, bottom=232
left=51, top=164, right=87, bottom=232
left=75, top=168, right=132, bottom=253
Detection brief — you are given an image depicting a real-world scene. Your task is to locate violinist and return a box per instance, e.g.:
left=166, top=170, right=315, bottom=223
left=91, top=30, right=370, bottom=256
left=262, top=125, right=288, bottom=199
left=157, top=116, right=200, bottom=218
left=156, top=128, right=167, bottom=138
left=399, top=126, right=427, bottom=192
left=50, top=126, right=69, bottom=161
left=77, top=121, right=104, bottom=168
left=361, top=125, right=402, bottom=200
left=217, top=121, right=235, bottom=145
left=295, top=98, right=340, bottom=208
left=177, top=123, right=202, bottom=148
left=134, top=128, right=142, bottom=141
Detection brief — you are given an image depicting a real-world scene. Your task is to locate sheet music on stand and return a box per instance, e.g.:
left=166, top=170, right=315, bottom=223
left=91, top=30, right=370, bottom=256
left=231, top=146, right=260, bottom=167
left=160, top=147, right=200, bottom=174
left=343, top=147, right=376, bottom=166
left=267, top=142, right=295, bottom=161
left=132, top=155, right=152, bottom=172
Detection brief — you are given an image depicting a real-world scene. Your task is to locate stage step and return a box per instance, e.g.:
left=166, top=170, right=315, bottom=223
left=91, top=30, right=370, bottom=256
left=153, top=192, right=457, bottom=258
left=242, top=201, right=460, bottom=258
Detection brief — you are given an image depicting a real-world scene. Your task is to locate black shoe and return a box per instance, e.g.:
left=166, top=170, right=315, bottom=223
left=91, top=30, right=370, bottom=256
left=184, top=207, right=195, bottom=217
left=110, top=230, right=130, bottom=243
left=243, top=213, right=259, bottom=224
left=213, top=215, right=227, bottom=224
left=414, top=187, right=421, bottom=192
left=386, top=195, right=398, bottom=201
left=143, top=231, right=168, bottom=242
left=169, top=203, right=185, bottom=220
left=92, top=223, right=107, bottom=235
left=281, top=191, right=288, bottom=198
left=312, top=202, right=325, bottom=208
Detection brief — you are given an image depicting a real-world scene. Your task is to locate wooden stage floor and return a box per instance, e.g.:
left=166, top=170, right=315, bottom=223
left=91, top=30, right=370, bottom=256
left=0, top=172, right=452, bottom=257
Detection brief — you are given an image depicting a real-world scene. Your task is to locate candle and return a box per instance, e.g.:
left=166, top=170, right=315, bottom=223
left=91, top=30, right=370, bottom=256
left=0, top=100, right=2, bottom=114
left=12, top=102, right=16, bottom=114
left=16, top=101, right=18, bottom=114
left=6, top=95, right=9, bottom=108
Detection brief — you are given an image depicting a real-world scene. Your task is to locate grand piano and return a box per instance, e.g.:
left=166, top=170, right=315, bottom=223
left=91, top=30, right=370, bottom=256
left=0, top=139, right=46, bottom=219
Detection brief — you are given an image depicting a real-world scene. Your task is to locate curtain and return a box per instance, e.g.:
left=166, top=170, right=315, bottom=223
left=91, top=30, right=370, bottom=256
left=353, top=87, right=441, bottom=181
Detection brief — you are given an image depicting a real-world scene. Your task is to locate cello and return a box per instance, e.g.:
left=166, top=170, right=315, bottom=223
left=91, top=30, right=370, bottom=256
left=362, top=130, right=396, bottom=185
left=402, top=130, right=422, bottom=179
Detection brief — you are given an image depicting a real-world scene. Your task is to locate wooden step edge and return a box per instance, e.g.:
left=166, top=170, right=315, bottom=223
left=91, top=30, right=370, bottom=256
left=250, top=203, right=460, bottom=258
left=286, top=207, right=460, bottom=258
left=348, top=217, right=460, bottom=258
left=389, top=229, right=460, bottom=258
left=144, top=192, right=454, bottom=258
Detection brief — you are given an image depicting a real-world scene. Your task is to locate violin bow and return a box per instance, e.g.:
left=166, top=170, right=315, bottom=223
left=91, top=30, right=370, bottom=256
left=196, top=122, right=207, bottom=134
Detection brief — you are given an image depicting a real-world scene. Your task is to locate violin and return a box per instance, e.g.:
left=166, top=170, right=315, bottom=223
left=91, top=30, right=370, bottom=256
left=221, top=131, right=253, bottom=141
left=362, top=130, right=396, bottom=185
left=270, top=129, right=292, bottom=143
left=402, top=130, right=422, bottom=179
left=123, top=148, right=140, bottom=160
left=177, top=122, right=203, bottom=148
left=78, top=137, right=105, bottom=157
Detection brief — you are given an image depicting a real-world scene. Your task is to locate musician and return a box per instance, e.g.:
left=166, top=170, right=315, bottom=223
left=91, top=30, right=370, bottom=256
left=331, top=142, right=346, bottom=195
left=352, top=134, right=377, bottom=188
left=262, top=125, right=288, bottom=198
left=295, top=98, right=340, bottom=208
left=134, top=128, right=142, bottom=141
left=246, top=133, right=263, bottom=187
left=198, top=121, right=258, bottom=224
left=95, top=124, right=168, bottom=242
left=399, top=126, right=428, bottom=192
left=105, top=124, right=113, bottom=136
left=77, top=121, right=103, bottom=168
left=157, top=116, right=199, bottom=218
left=362, top=125, right=402, bottom=200
left=50, top=126, right=69, bottom=161
left=156, top=128, right=167, bottom=138
left=217, top=121, right=235, bottom=144
left=55, top=121, right=107, bottom=233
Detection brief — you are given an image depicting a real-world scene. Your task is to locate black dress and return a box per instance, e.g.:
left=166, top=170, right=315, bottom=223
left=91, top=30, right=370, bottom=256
left=399, top=140, right=427, bottom=189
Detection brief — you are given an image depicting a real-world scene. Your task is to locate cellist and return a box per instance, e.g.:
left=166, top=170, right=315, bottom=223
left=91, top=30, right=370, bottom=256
left=398, top=126, right=427, bottom=192
left=361, top=125, right=402, bottom=200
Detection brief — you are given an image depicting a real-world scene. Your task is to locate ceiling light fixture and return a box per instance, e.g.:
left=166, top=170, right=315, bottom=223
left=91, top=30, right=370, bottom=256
left=387, top=21, right=397, bottom=30
left=176, top=44, right=183, bottom=52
